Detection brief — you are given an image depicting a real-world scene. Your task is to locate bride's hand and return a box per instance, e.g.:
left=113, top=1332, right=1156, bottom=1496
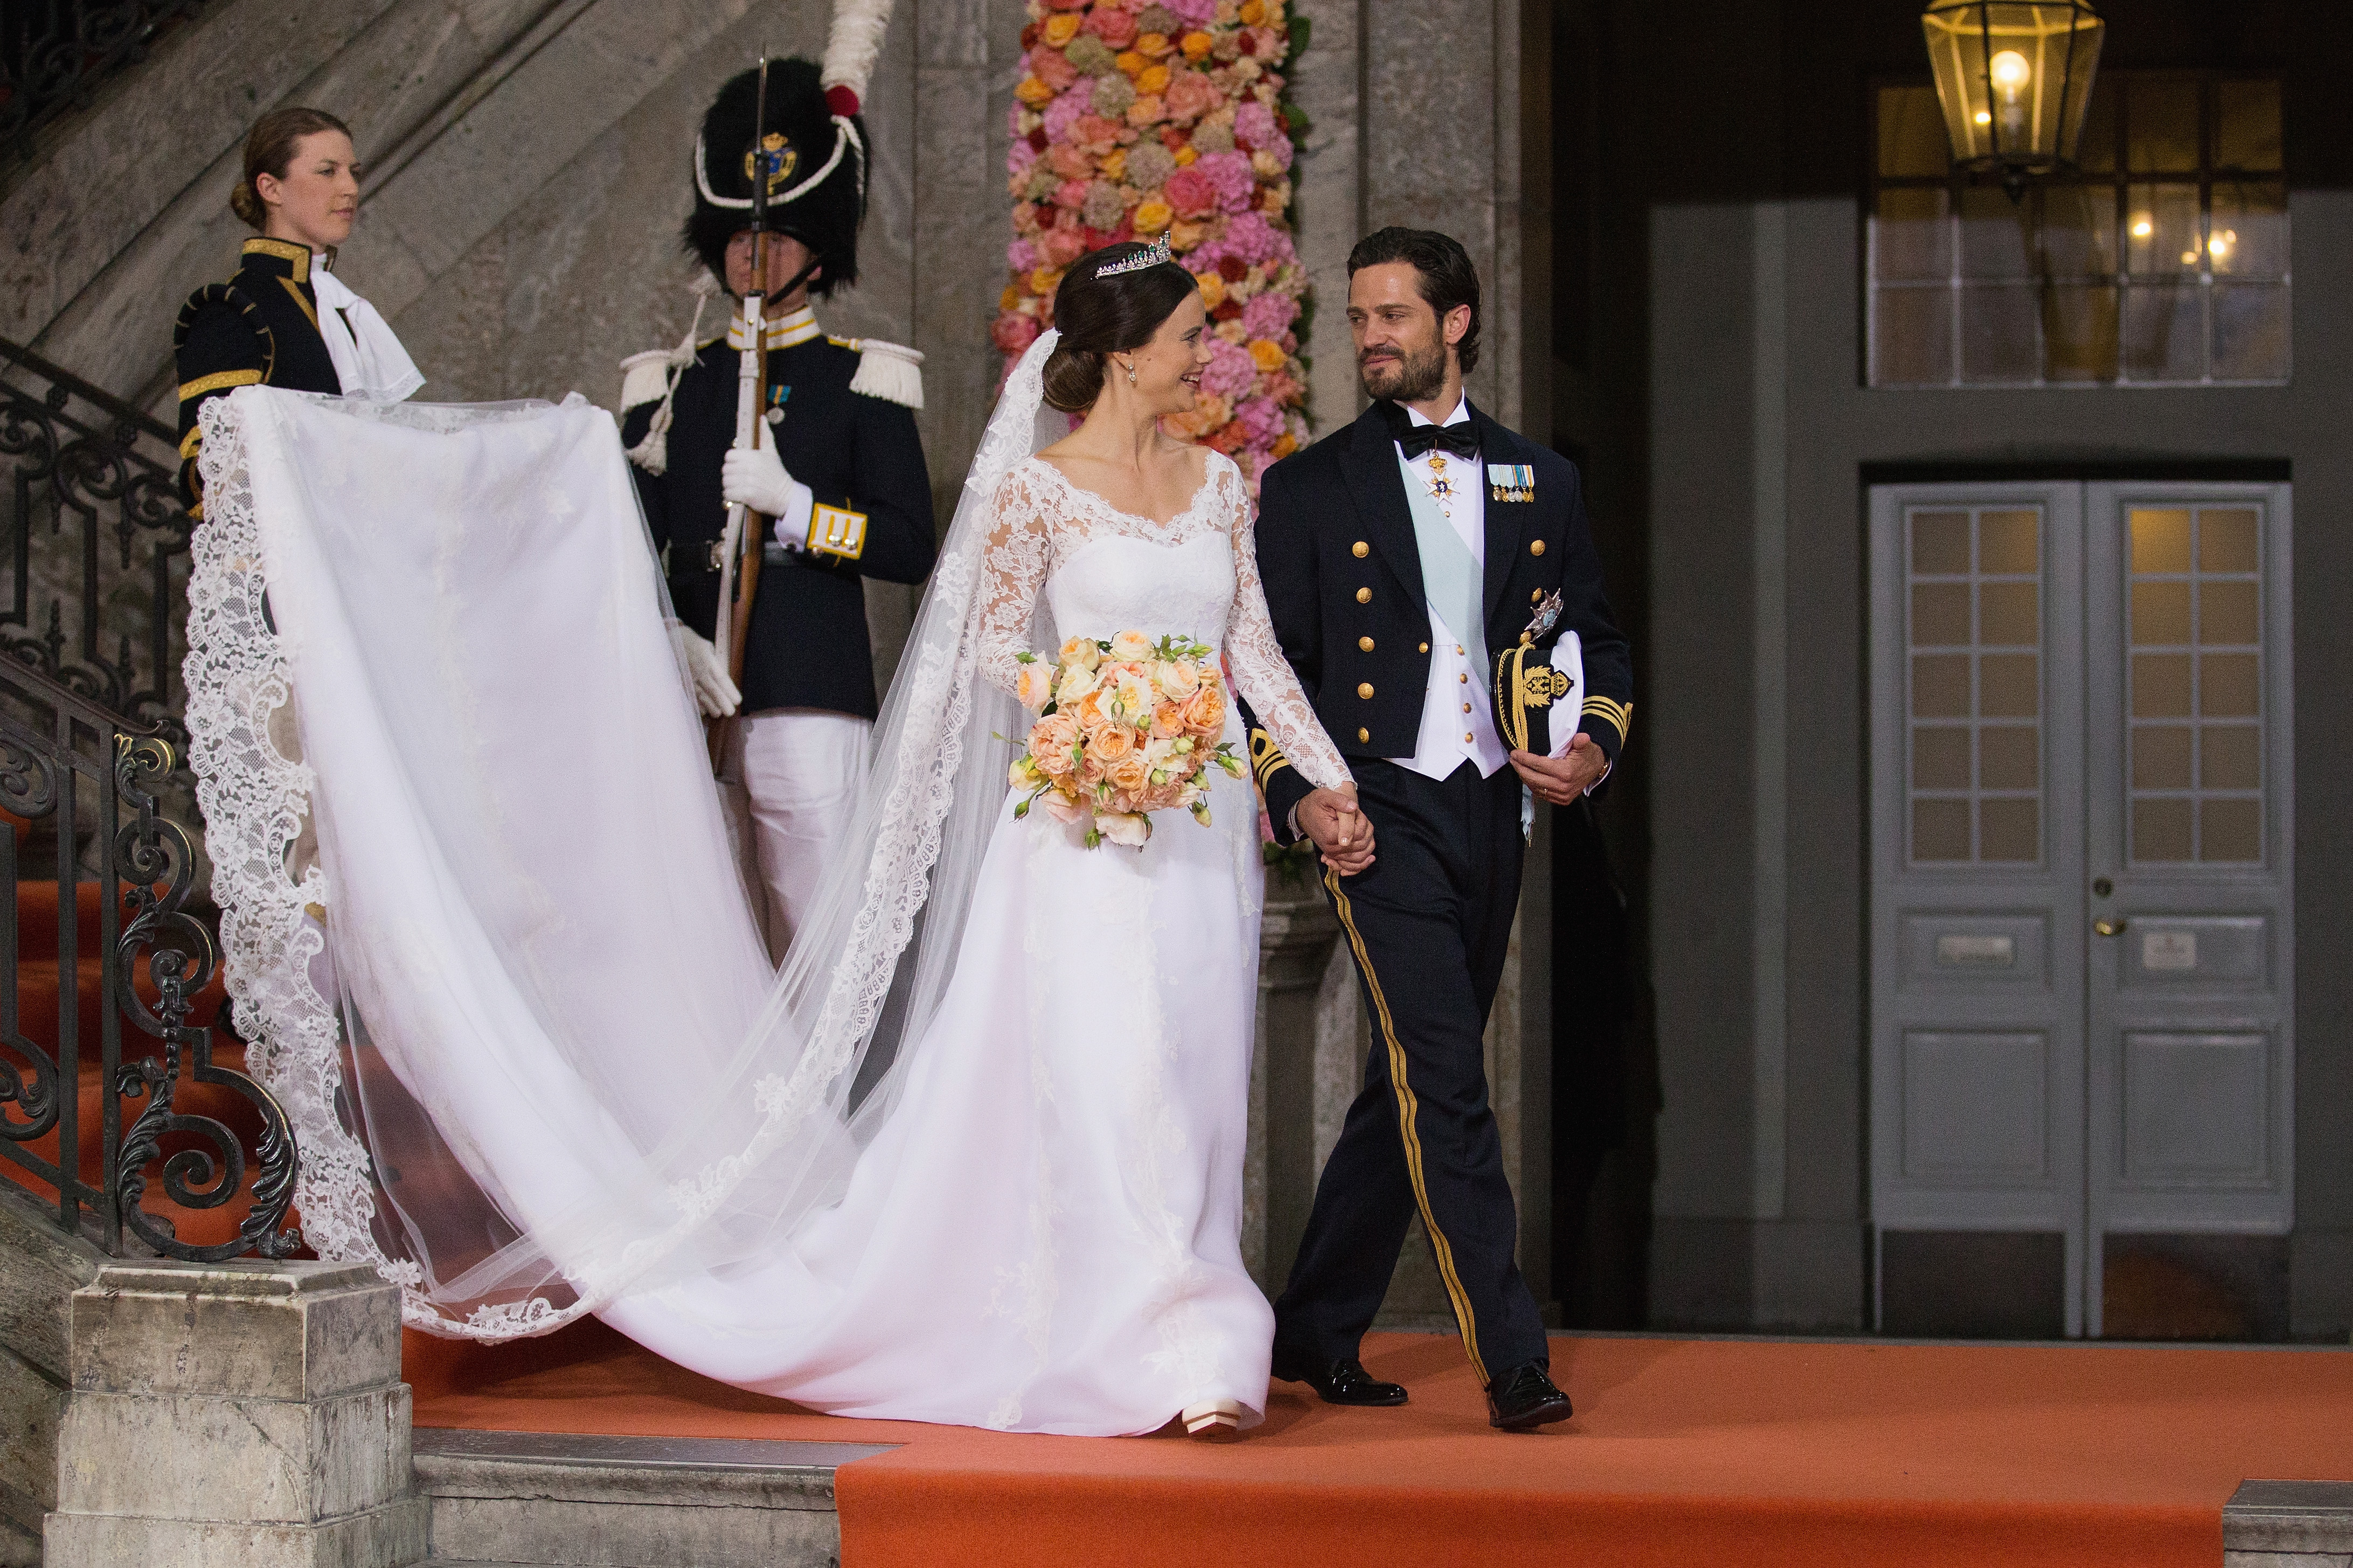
left=1299, top=785, right=1376, bottom=876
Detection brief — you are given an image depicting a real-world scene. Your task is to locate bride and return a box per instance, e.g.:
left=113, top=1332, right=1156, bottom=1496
left=186, top=239, right=1366, bottom=1438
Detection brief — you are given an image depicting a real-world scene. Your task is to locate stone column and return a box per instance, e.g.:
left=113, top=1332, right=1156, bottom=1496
left=45, top=1261, right=425, bottom=1568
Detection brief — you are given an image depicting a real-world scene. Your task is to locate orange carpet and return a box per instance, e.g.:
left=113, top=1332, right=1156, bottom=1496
left=404, top=1320, right=2353, bottom=1567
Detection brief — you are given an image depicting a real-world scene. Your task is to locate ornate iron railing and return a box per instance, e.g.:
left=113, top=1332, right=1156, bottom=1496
left=0, top=332, right=296, bottom=1261
left=0, top=666, right=298, bottom=1259
left=0, top=335, right=191, bottom=753
left=1, top=1, right=210, bottom=164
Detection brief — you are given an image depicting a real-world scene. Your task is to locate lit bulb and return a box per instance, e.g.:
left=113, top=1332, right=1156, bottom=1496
left=1989, top=50, right=2032, bottom=100
left=1974, top=109, right=1992, bottom=126
left=2130, top=216, right=2153, bottom=239
left=2181, top=250, right=2199, bottom=266
left=2209, top=231, right=2236, bottom=260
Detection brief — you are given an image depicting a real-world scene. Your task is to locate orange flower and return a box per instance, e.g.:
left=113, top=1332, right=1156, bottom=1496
left=1015, top=75, right=1054, bottom=107
left=1029, top=712, right=1082, bottom=775
left=1180, top=30, right=1213, bottom=59
left=1028, top=265, right=1064, bottom=296
left=1133, top=199, right=1174, bottom=233
left=1239, top=0, right=1265, bottom=20
left=1179, top=683, right=1225, bottom=737
left=1092, top=723, right=1137, bottom=765
left=1000, top=283, right=1024, bottom=311
left=1193, top=270, right=1226, bottom=308
left=1100, top=147, right=1129, bottom=181
left=1151, top=699, right=1187, bottom=737
left=1172, top=144, right=1198, bottom=168
left=1136, top=31, right=1173, bottom=57
left=1107, top=755, right=1153, bottom=795
left=1247, top=337, right=1287, bottom=373
left=1115, top=48, right=1146, bottom=76
left=1136, top=61, right=1171, bottom=94
left=1271, top=432, right=1299, bottom=459
left=1042, top=13, right=1082, bottom=45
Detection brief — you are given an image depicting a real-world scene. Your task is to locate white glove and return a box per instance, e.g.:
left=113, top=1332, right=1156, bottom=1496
left=669, top=621, right=740, bottom=718
left=719, top=441, right=815, bottom=548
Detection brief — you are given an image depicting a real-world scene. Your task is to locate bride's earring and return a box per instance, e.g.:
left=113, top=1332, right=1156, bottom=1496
left=1125, top=359, right=1137, bottom=387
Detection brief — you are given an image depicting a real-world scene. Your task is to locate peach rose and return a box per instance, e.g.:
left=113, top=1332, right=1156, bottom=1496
left=1108, top=754, right=1153, bottom=795
left=1091, top=722, right=1136, bottom=765
left=1040, top=228, right=1087, bottom=268
left=1086, top=6, right=1139, bottom=46
left=1155, top=658, right=1200, bottom=699
left=1109, top=629, right=1155, bottom=661
left=1029, top=711, right=1082, bottom=774
left=1040, top=788, right=1086, bottom=824
left=1058, top=635, right=1103, bottom=671
left=1150, top=698, right=1187, bottom=738
left=1180, top=682, right=1225, bottom=737
left=1015, top=662, right=1054, bottom=710
left=1057, top=663, right=1101, bottom=703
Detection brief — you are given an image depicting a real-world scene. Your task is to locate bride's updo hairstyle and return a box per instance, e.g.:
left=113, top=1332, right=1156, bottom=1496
left=1041, top=240, right=1199, bottom=413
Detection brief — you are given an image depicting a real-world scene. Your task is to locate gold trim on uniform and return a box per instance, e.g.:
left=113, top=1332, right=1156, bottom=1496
left=1247, top=727, right=1292, bottom=790
left=178, top=428, right=204, bottom=460
left=806, top=502, right=869, bottom=560
left=276, top=275, right=320, bottom=332
left=1323, top=866, right=1491, bottom=1386
left=241, top=236, right=312, bottom=281
left=1579, top=695, right=1633, bottom=748
left=178, top=368, right=263, bottom=401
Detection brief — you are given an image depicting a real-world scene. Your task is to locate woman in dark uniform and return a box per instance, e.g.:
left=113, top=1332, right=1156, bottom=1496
left=175, top=106, right=421, bottom=517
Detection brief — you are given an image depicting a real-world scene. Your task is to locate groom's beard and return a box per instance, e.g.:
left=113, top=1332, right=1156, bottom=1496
left=1357, top=336, right=1448, bottom=404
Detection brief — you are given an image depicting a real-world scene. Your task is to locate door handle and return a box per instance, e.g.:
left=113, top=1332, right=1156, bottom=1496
left=2094, top=918, right=2128, bottom=937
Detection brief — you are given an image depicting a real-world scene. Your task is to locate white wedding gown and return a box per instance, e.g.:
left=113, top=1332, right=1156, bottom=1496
left=603, top=452, right=1349, bottom=1432
left=181, top=358, right=1352, bottom=1437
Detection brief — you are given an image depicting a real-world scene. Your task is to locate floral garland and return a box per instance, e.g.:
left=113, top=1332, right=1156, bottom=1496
left=995, top=0, right=1312, bottom=487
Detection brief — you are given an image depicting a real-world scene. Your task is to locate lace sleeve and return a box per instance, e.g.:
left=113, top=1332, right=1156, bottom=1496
left=1222, top=463, right=1352, bottom=791
left=976, top=463, right=1053, bottom=695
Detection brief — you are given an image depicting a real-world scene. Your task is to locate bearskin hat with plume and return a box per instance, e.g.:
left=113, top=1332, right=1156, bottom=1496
left=686, top=59, right=867, bottom=298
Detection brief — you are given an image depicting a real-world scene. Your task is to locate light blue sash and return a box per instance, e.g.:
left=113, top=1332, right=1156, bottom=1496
left=1397, top=452, right=1487, bottom=661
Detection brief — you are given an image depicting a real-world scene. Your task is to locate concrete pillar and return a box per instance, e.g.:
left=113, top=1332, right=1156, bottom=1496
left=45, top=1262, right=425, bottom=1568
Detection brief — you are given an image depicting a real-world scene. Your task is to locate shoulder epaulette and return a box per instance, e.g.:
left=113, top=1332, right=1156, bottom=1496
left=839, top=336, right=926, bottom=410
left=173, top=282, right=275, bottom=382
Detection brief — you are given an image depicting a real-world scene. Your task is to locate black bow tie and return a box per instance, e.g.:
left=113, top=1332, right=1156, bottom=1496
left=1396, top=422, right=1480, bottom=461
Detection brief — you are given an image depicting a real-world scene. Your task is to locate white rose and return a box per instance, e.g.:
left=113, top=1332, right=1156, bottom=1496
left=1096, top=810, right=1152, bottom=847
left=1109, top=630, right=1155, bottom=663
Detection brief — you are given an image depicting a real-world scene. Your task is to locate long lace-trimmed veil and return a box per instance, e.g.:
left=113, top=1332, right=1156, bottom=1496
left=186, top=332, right=1068, bottom=1335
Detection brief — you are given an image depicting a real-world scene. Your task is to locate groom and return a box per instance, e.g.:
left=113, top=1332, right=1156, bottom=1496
left=1244, top=227, right=1632, bottom=1431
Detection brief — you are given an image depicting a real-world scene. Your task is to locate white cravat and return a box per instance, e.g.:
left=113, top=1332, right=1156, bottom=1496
left=309, top=263, right=424, bottom=402
left=1390, top=398, right=1510, bottom=783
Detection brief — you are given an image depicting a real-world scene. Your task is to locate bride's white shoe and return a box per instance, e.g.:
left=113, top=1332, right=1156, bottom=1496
left=1181, top=1399, right=1246, bottom=1439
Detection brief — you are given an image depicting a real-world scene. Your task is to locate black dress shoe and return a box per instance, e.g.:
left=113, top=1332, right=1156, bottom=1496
left=1275, top=1355, right=1408, bottom=1406
left=1485, top=1362, right=1573, bottom=1431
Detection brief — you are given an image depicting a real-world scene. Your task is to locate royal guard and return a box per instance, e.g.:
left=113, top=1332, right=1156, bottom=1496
left=621, top=55, right=936, bottom=963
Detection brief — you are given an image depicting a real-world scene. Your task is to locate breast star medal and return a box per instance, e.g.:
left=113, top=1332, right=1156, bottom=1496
left=1518, top=588, right=1563, bottom=646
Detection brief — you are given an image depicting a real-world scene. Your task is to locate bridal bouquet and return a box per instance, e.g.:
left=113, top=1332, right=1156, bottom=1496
left=1008, top=630, right=1246, bottom=848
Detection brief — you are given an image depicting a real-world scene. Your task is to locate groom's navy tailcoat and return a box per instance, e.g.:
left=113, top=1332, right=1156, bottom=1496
left=1243, top=402, right=1632, bottom=838
left=1238, top=399, right=1633, bottom=1389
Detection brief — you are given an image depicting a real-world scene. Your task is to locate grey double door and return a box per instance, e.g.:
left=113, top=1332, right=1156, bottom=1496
left=1869, top=480, right=2294, bottom=1337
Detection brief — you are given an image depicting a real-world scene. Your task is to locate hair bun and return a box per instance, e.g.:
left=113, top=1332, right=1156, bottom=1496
left=229, top=178, right=264, bottom=228
left=1040, top=342, right=1105, bottom=414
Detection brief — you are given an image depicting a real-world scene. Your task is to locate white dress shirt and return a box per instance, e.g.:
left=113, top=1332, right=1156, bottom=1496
left=1391, top=399, right=1510, bottom=782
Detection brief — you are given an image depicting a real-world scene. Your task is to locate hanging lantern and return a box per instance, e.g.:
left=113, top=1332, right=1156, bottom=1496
left=1921, top=1, right=2106, bottom=200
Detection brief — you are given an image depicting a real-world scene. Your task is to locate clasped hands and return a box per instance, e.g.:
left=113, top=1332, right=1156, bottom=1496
left=1297, top=784, right=1376, bottom=876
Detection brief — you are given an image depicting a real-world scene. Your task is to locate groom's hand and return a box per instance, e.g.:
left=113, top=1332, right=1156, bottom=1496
left=1510, top=731, right=1609, bottom=805
left=1299, top=785, right=1376, bottom=876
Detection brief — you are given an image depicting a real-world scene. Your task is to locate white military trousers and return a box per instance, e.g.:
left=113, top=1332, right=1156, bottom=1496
left=718, top=709, right=872, bottom=965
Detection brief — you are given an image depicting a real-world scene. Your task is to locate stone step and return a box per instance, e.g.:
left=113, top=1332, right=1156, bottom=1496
left=2226, top=1480, right=2353, bottom=1568
left=413, top=1427, right=894, bottom=1568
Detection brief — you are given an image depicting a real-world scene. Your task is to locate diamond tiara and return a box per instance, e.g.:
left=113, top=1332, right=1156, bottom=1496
left=1094, top=234, right=1173, bottom=278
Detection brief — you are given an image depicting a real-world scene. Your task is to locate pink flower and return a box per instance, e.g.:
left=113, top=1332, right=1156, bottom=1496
left=1163, top=164, right=1219, bottom=219
left=1236, top=395, right=1285, bottom=442
left=1193, top=149, right=1255, bottom=212
left=1008, top=238, right=1040, bottom=272
left=1009, top=138, right=1039, bottom=176
left=1039, top=227, right=1088, bottom=267
left=1163, top=69, right=1219, bottom=122
left=1051, top=178, right=1089, bottom=210
left=1200, top=337, right=1258, bottom=399
left=1084, top=6, right=1138, bottom=46
left=994, top=312, right=1042, bottom=354
left=1074, top=113, right=1125, bottom=146
left=1233, top=100, right=1278, bottom=150
left=1217, top=211, right=1290, bottom=266
left=1161, top=0, right=1216, bottom=24
left=1240, top=288, right=1297, bottom=339
left=1030, top=45, right=1077, bottom=91
left=1043, top=89, right=1089, bottom=142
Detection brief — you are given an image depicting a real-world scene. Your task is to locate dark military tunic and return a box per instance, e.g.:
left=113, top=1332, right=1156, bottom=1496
left=620, top=322, right=936, bottom=721
left=175, top=237, right=344, bottom=517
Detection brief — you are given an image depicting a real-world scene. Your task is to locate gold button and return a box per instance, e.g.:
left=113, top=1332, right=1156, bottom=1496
left=1459, top=672, right=1468, bottom=684
left=1463, top=733, right=1474, bottom=742
left=1358, top=636, right=1375, bottom=652
left=1455, top=645, right=1464, bottom=656
left=1358, top=727, right=1370, bottom=742
left=1356, top=587, right=1372, bottom=604
left=1418, top=642, right=1429, bottom=653
left=1530, top=539, right=1546, bottom=556
left=1357, top=682, right=1375, bottom=699
left=1352, top=541, right=1370, bottom=558
left=1461, top=702, right=1472, bottom=714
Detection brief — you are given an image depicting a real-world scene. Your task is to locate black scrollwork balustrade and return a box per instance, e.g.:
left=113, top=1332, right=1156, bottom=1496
left=1, top=3, right=212, bottom=164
